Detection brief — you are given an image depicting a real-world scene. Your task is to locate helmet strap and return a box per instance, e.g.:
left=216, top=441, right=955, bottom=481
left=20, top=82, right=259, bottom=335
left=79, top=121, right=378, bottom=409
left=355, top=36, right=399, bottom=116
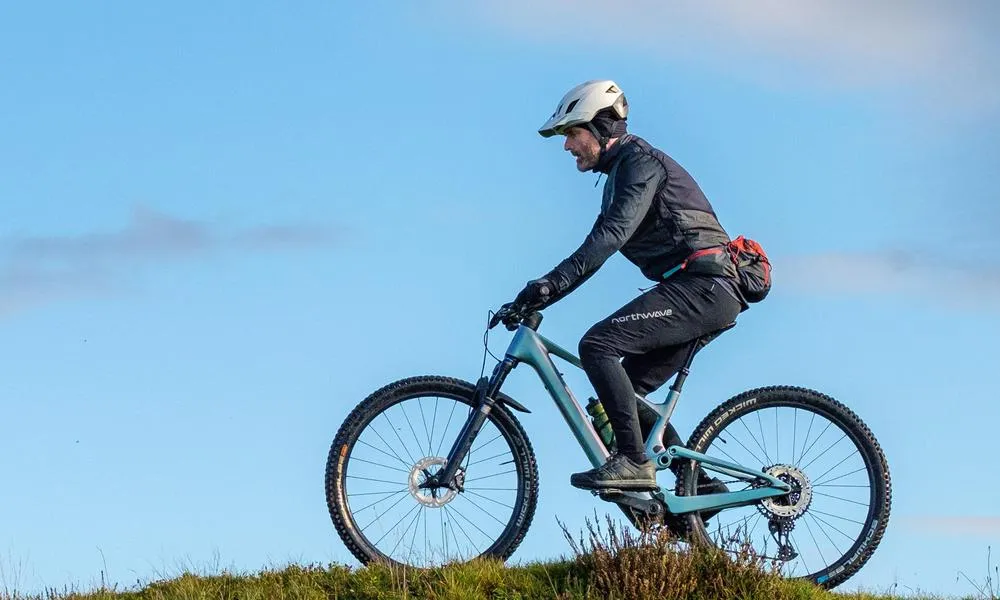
left=586, top=123, right=610, bottom=163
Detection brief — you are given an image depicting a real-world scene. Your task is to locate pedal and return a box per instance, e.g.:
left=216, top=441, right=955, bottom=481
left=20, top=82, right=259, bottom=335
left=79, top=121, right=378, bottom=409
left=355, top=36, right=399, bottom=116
left=595, top=488, right=663, bottom=517
left=593, top=487, right=624, bottom=499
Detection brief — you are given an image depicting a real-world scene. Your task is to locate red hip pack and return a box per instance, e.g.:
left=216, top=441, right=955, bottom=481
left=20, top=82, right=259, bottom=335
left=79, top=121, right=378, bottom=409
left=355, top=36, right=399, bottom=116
left=666, top=236, right=772, bottom=304
left=726, top=235, right=772, bottom=303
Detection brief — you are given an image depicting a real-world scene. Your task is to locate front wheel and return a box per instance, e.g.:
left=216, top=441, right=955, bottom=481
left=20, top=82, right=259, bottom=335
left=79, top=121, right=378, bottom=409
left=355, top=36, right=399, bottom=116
left=325, top=376, right=539, bottom=568
left=677, top=386, right=891, bottom=590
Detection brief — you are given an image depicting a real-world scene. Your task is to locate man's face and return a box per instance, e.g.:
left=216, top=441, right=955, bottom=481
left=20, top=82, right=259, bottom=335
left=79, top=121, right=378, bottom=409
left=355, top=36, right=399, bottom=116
left=562, top=127, right=601, bottom=172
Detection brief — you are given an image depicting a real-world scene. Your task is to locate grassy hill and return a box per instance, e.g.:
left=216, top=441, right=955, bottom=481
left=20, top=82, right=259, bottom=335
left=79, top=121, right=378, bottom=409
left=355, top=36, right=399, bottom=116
left=3, top=519, right=995, bottom=600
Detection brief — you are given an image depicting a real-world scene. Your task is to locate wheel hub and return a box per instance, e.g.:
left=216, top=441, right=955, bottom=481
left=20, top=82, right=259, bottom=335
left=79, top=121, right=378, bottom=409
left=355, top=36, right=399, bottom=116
left=408, top=457, right=460, bottom=507
left=758, top=464, right=812, bottom=520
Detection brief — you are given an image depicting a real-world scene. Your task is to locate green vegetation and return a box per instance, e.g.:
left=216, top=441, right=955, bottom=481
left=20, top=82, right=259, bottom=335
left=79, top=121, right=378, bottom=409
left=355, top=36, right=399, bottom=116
left=2, top=518, right=995, bottom=600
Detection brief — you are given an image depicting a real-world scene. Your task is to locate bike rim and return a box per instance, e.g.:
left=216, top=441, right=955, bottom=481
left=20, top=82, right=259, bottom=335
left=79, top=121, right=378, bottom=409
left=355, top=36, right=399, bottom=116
left=341, top=392, right=525, bottom=567
left=694, top=402, right=879, bottom=580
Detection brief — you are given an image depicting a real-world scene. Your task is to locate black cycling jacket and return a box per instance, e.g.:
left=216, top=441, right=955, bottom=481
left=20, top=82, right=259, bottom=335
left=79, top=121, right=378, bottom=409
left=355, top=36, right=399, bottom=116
left=543, top=134, right=738, bottom=300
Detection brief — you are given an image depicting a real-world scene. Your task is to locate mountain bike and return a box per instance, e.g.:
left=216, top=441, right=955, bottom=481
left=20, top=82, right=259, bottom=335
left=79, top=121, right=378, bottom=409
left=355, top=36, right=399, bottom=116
left=324, top=302, right=891, bottom=590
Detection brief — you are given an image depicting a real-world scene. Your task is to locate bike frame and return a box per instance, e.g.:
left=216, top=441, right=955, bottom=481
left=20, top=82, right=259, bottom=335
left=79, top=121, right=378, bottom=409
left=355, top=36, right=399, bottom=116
left=436, top=319, right=791, bottom=515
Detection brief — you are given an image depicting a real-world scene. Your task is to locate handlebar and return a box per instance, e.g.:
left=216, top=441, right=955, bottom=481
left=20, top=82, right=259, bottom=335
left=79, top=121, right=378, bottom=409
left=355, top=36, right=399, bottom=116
left=489, top=302, right=544, bottom=332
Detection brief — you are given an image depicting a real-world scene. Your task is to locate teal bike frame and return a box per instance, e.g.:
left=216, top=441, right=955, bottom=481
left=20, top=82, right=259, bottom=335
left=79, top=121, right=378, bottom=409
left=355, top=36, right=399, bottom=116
left=432, top=314, right=791, bottom=516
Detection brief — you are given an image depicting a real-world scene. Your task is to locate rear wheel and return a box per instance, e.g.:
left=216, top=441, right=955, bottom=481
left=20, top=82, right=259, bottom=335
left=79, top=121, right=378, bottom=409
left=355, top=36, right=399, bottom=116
left=677, top=386, right=891, bottom=589
left=325, top=376, right=539, bottom=568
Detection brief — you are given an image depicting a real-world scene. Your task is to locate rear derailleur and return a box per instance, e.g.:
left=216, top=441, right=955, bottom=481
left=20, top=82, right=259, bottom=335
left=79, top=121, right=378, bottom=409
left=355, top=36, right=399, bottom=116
left=768, top=518, right=798, bottom=561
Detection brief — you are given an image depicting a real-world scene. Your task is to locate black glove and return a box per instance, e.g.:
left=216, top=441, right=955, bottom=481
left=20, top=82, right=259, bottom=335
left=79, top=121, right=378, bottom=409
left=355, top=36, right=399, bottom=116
left=514, top=277, right=555, bottom=311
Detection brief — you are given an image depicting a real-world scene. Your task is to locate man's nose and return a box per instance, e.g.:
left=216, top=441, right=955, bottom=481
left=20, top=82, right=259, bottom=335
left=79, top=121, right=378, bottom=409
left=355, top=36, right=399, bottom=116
left=563, top=137, right=571, bottom=151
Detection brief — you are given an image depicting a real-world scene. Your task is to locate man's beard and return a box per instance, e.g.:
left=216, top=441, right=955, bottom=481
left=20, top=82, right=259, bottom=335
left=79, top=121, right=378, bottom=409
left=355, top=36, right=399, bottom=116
left=575, top=147, right=599, bottom=171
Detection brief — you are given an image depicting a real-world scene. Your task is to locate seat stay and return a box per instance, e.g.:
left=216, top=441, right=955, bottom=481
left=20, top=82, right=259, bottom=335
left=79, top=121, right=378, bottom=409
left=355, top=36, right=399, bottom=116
left=637, top=390, right=682, bottom=460
left=638, top=320, right=737, bottom=460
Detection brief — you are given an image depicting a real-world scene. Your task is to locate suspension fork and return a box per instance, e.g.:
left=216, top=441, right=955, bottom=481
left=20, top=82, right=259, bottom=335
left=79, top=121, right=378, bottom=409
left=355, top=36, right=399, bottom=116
left=429, top=356, right=517, bottom=489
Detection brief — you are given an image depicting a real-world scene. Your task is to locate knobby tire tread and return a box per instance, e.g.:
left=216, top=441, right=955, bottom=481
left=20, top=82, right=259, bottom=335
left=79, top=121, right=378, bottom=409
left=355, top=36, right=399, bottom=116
left=676, top=385, right=891, bottom=590
left=324, top=375, right=539, bottom=569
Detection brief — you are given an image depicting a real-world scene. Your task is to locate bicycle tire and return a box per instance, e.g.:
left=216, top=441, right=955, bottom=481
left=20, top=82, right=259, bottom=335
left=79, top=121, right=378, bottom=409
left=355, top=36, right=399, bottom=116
left=677, top=385, right=891, bottom=590
left=325, top=375, right=539, bottom=568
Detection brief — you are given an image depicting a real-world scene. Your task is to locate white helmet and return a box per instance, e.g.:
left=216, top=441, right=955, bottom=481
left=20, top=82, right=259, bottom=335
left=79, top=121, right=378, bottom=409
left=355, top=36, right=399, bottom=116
left=538, top=80, right=628, bottom=138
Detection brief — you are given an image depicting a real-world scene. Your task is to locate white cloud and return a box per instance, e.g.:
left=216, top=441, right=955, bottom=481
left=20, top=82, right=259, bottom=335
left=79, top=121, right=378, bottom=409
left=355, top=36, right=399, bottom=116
left=899, top=515, right=1000, bottom=537
left=780, top=249, right=1000, bottom=311
left=0, top=206, right=341, bottom=316
left=450, top=0, right=999, bottom=115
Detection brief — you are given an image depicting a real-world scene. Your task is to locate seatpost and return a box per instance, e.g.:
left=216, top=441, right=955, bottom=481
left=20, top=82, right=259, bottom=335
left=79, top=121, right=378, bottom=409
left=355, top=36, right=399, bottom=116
left=670, top=339, right=703, bottom=394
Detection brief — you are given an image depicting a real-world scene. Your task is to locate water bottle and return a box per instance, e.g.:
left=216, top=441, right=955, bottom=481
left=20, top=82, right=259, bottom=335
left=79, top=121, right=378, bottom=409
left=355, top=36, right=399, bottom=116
left=585, top=397, right=616, bottom=450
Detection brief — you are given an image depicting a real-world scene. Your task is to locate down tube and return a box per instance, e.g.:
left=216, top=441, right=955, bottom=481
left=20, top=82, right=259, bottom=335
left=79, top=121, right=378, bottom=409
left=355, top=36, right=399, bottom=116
left=507, top=326, right=609, bottom=468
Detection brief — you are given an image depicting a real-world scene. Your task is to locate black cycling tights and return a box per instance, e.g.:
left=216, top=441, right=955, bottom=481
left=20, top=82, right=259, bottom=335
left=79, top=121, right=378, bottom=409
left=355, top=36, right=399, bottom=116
left=578, top=273, right=742, bottom=465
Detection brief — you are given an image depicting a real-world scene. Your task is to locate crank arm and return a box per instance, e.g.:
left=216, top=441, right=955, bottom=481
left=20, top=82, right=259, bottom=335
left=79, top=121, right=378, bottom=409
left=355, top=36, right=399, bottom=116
left=594, top=488, right=663, bottom=517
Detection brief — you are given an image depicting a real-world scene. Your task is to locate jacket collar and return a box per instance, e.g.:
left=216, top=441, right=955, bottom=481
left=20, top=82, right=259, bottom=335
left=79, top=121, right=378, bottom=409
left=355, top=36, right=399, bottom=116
left=592, top=133, right=634, bottom=174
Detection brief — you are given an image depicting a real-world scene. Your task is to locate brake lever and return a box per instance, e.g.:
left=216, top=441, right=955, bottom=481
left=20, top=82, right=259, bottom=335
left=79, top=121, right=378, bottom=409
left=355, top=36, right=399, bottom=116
left=489, top=302, right=525, bottom=331
left=489, top=302, right=514, bottom=330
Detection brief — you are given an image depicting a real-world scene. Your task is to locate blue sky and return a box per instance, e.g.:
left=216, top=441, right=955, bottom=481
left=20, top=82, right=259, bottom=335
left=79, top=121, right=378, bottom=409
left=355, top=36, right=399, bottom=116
left=1, top=1, right=998, bottom=596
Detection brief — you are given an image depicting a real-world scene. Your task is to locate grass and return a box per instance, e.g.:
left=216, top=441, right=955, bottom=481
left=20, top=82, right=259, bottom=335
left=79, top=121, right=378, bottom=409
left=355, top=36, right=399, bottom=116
left=1, top=519, right=996, bottom=600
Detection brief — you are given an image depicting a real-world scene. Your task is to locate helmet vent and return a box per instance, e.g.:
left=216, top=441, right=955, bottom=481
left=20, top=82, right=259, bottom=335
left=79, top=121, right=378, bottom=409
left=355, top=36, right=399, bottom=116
left=565, top=99, right=579, bottom=113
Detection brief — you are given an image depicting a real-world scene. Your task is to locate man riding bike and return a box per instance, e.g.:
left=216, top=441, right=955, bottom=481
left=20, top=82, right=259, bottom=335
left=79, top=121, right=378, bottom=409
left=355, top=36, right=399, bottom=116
left=503, top=80, right=746, bottom=497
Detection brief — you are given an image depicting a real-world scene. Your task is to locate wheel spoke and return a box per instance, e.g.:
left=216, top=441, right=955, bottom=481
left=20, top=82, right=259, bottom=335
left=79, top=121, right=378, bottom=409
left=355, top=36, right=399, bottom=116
left=792, top=408, right=798, bottom=464
left=382, top=412, right=417, bottom=465
left=809, top=508, right=865, bottom=526
left=813, top=484, right=869, bottom=489
left=349, top=488, right=409, bottom=498
left=465, top=489, right=514, bottom=510
left=444, top=505, right=478, bottom=553
left=814, top=466, right=868, bottom=487
left=390, top=505, right=424, bottom=560
left=353, top=489, right=409, bottom=514
left=347, top=474, right=404, bottom=485
left=360, top=490, right=413, bottom=534
left=812, top=491, right=869, bottom=508
left=740, top=416, right=771, bottom=465
left=429, top=397, right=440, bottom=456
left=790, top=532, right=811, bottom=576
left=464, top=469, right=516, bottom=483
left=361, top=430, right=410, bottom=468
left=330, top=386, right=536, bottom=570
left=348, top=455, right=410, bottom=474
left=729, top=420, right=768, bottom=466
left=800, top=433, right=848, bottom=471
left=809, top=510, right=861, bottom=542
left=803, top=515, right=829, bottom=568
left=447, top=502, right=495, bottom=544
left=458, top=494, right=509, bottom=527
left=472, top=432, right=504, bottom=455
left=797, top=421, right=833, bottom=468
left=468, top=450, right=512, bottom=467
left=398, top=402, right=426, bottom=461
left=756, top=410, right=773, bottom=464
left=806, top=512, right=845, bottom=557
left=809, top=449, right=859, bottom=483
left=373, top=502, right=421, bottom=548
left=796, top=412, right=817, bottom=468
left=435, top=400, right=459, bottom=458
left=686, top=400, right=885, bottom=589
left=710, top=443, right=743, bottom=468
left=775, top=407, right=780, bottom=464
left=418, top=398, right=433, bottom=456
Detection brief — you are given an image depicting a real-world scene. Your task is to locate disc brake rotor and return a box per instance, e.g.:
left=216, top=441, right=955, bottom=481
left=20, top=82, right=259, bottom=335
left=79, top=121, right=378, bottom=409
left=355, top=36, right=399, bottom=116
left=758, top=464, right=813, bottom=520
left=408, top=457, right=461, bottom=508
